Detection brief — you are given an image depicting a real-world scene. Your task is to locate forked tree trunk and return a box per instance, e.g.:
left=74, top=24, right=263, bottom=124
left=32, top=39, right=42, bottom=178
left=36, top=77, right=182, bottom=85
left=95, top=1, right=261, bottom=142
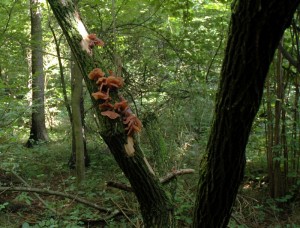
left=27, top=0, right=49, bottom=147
left=48, top=0, right=299, bottom=226
left=193, top=1, right=299, bottom=227
left=48, top=0, right=174, bottom=226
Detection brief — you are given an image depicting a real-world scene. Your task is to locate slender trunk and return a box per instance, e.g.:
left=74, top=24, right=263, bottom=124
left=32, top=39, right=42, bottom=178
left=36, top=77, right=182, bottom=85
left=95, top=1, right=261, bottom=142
left=49, top=23, right=72, bottom=123
left=273, top=43, right=285, bottom=198
left=27, top=0, right=49, bottom=147
left=266, top=75, right=275, bottom=197
left=296, top=81, right=300, bottom=176
left=49, top=7, right=89, bottom=170
left=281, top=99, right=288, bottom=195
left=293, top=78, right=299, bottom=173
left=69, top=55, right=90, bottom=170
left=70, top=53, right=86, bottom=184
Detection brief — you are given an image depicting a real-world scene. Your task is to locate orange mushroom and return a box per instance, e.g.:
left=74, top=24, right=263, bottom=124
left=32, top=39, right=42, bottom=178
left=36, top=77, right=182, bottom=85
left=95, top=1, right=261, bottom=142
left=123, top=114, right=142, bottom=136
left=88, top=68, right=105, bottom=80
left=91, top=90, right=110, bottom=100
left=114, top=98, right=129, bottom=113
left=101, top=110, right=120, bottom=119
left=87, top=33, right=104, bottom=47
left=96, top=75, right=124, bottom=90
left=99, top=100, right=114, bottom=111
left=106, top=76, right=124, bottom=89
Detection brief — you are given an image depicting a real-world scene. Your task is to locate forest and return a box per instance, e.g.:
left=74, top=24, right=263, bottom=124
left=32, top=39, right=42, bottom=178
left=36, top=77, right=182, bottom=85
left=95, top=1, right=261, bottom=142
left=1, top=0, right=300, bottom=227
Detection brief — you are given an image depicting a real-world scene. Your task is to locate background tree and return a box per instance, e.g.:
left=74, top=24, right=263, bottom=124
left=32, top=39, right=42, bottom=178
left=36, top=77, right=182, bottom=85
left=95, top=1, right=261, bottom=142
left=70, top=54, right=89, bottom=183
left=26, top=0, right=49, bottom=147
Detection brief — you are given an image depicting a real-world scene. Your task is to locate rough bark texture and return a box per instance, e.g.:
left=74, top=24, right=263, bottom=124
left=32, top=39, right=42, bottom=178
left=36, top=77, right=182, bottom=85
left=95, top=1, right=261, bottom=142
left=103, top=134, right=174, bottom=227
left=27, top=0, right=49, bottom=147
left=193, top=1, right=300, bottom=227
left=48, top=0, right=174, bottom=226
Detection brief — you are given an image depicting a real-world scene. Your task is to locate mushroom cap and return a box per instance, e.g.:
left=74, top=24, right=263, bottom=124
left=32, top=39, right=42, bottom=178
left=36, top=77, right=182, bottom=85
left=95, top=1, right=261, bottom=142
left=101, top=110, right=120, bottom=119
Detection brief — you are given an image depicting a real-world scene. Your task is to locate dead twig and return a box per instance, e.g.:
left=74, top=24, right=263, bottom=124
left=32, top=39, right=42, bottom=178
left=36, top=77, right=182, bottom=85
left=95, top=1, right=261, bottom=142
left=109, top=198, right=137, bottom=228
left=0, top=186, right=114, bottom=214
left=10, top=170, right=58, bottom=215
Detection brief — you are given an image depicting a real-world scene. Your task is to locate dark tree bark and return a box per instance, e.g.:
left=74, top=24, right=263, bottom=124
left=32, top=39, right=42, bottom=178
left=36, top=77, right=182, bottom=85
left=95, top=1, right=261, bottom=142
left=266, top=75, right=275, bottom=196
left=273, top=44, right=286, bottom=198
left=193, top=1, right=300, bottom=227
left=27, top=0, right=49, bottom=147
left=47, top=0, right=174, bottom=226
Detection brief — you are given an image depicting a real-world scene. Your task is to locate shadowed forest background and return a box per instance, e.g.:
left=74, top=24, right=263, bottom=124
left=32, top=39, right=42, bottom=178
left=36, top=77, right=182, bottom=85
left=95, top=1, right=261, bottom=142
left=1, top=0, right=300, bottom=227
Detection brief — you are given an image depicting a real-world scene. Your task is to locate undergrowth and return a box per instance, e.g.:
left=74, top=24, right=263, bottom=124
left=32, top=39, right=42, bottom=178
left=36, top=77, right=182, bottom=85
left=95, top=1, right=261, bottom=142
left=0, top=128, right=300, bottom=227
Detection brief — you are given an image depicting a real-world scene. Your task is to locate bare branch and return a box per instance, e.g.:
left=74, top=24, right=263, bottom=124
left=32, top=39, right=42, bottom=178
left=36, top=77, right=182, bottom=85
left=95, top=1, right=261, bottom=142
left=0, top=186, right=114, bottom=213
left=106, top=181, right=134, bottom=192
left=278, top=43, right=300, bottom=72
left=10, top=170, right=58, bottom=215
left=107, top=169, right=195, bottom=192
left=159, top=169, right=195, bottom=184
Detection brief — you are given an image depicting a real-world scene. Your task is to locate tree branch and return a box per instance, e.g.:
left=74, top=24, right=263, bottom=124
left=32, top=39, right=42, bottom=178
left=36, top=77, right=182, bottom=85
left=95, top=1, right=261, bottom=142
left=159, top=168, right=195, bottom=184
left=278, top=43, right=300, bottom=72
left=107, top=169, right=195, bottom=192
left=0, top=186, right=114, bottom=213
left=106, top=181, right=134, bottom=192
left=10, top=170, right=57, bottom=215
left=49, top=22, right=73, bottom=123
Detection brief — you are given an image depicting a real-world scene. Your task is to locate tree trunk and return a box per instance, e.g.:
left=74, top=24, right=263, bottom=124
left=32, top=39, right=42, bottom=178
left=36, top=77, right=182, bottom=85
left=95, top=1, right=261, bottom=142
left=70, top=53, right=86, bottom=184
left=49, top=22, right=89, bottom=169
left=266, top=75, right=275, bottom=197
left=293, top=77, right=300, bottom=179
left=144, top=112, right=167, bottom=173
left=48, top=0, right=174, bottom=226
left=193, top=1, right=299, bottom=227
left=273, top=44, right=285, bottom=198
left=49, top=24, right=72, bottom=123
left=27, top=0, right=49, bottom=147
left=69, top=53, right=90, bottom=170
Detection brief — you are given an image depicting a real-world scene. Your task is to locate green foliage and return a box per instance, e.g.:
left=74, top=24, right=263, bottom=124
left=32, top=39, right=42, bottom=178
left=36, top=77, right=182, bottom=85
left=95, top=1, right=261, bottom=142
left=1, top=0, right=300, bottom=226
left=15, top=193, right=33, bottom=206
left=0, top=202, right=9, bottom=212
left=22, top=218, right=84, bottom=228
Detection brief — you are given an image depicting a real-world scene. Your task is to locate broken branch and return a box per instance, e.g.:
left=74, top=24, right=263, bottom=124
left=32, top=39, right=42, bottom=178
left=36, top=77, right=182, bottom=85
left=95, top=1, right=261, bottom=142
left=0, top=186, right=114, bottom=213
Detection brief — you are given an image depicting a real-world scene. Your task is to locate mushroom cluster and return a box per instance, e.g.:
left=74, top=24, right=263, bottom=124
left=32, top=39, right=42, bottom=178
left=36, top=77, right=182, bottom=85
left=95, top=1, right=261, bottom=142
left=88, top=68, right=142, bottom=136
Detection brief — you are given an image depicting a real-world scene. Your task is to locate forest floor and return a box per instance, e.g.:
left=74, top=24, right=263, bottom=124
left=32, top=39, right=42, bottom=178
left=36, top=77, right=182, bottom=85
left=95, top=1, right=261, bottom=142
left=0, top=134, right=300, bottom=227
